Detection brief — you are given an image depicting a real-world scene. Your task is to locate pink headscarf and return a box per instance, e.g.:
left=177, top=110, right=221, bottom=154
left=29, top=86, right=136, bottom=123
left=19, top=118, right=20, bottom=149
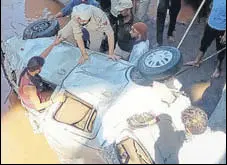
left=132, top=22, right=148, bottom=41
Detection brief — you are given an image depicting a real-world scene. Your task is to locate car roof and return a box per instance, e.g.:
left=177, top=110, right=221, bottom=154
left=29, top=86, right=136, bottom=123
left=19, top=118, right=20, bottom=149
left=62, top=53, right=132, bottom=110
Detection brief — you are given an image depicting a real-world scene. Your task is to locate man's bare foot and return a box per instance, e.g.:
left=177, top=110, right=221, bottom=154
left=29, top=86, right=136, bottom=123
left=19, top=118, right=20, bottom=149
left=211, top=68, right=221, bottom=78
left=184, top=60, right=200, bottom=67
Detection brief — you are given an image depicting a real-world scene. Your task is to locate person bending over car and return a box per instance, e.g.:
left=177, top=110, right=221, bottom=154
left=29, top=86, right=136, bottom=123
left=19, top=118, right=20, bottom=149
left=54, top=0, right=99, bottom=49
left=57, top=4, right=117, bottom=64
left=18, top=37, right=65, bottom=111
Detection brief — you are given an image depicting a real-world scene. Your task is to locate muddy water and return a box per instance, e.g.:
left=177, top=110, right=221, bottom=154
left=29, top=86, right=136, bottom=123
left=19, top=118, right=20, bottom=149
left=1, top=0, right=66, bottom=163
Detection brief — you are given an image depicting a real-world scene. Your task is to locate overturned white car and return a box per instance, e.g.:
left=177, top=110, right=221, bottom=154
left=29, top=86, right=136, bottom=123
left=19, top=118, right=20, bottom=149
left=2, top=37, right=224, bottom=164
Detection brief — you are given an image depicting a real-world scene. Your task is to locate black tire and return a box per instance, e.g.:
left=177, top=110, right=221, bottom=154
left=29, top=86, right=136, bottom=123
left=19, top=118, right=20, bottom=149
left=137, top=46, right=182, bottom=81
left=23, top=19, right=60, bottom=40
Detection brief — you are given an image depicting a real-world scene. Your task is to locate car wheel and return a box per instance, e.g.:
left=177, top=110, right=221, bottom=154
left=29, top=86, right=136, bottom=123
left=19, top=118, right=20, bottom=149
left=137, top=46, right=182, bottom=81
left=23, top=19, right=60, bottom=40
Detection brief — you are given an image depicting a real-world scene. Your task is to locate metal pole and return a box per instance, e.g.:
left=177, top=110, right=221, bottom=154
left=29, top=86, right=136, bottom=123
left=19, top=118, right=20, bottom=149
left=175, top=47, right=226, bottom=77
left=177, top=0, right=206, bottom=49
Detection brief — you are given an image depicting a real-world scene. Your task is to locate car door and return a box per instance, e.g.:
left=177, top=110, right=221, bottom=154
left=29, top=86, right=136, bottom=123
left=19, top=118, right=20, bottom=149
left=102, top=129, right=156, bottom=164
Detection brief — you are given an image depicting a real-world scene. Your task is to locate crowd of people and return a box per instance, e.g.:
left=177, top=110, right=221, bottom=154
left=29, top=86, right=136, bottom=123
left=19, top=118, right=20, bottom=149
left=19, top=0, right=226, bottom=111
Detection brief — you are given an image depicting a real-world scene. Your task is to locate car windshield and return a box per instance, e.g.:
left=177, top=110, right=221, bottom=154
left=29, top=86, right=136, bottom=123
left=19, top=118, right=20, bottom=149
left=54, top=92, right=97, bottom=133
left=116, top=137, right=155, bottom=164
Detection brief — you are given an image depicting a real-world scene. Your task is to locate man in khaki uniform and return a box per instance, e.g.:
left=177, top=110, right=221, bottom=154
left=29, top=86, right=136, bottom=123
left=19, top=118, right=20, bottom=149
left=57, top=4, right=118, bottom=64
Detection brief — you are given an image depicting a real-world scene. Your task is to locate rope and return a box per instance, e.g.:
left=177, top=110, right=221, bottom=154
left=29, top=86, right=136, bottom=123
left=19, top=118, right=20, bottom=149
left=175, top=47, right=226, bottom=77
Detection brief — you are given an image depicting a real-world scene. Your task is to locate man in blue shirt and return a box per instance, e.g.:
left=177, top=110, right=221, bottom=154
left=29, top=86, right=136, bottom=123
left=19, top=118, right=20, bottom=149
left=55, top=0, right=99, bottom=18
left=185, top=0, right=226, bottom=78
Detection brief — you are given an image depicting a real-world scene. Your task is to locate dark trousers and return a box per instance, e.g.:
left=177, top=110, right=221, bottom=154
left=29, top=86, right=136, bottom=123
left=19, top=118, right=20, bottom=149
left=156, top=0, right=181, bottom=45
left=200, top=24, right=226, bottom=68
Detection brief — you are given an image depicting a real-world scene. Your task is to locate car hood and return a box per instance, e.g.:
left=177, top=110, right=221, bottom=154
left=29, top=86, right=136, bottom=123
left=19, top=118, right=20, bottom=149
left=3, top=37, right=83, bottom=85
left=3, top=37, right=132, bottom=95
left=62, top=53, right=132, bottom=109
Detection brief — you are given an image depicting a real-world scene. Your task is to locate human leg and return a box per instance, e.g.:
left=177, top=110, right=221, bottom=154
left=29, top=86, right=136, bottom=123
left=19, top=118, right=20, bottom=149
left=184, top=24, right=216, bottom=66
left=167, top=0, right=181, bottom=41
left=212, top=30, right=226, bottom=78
left=156, top=0, right=169, bottom=46
left=135, top=0, right=151, bottom=22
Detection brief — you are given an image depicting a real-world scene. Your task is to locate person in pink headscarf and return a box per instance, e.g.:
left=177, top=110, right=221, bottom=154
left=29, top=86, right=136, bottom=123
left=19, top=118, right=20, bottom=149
left=129, top=22, right=150, bottom=65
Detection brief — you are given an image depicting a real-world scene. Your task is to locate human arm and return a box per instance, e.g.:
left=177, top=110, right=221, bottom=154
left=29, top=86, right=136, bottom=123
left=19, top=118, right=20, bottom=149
left=24, top=86, right=65, bottom=111
left=55, top=11, right=64, bottom=18
left=106, top=32, right=114, bottom=56
left=56, top=0, right=76, bottom=18
left=70, top=19, right=89, bottom=64
left=96, top=9, right=121, bottom=60
left=76, top=36, right=89, bottom=64
left=40, top=36, right=62, bottom=58
left=106, top=31, right=121, bottom=61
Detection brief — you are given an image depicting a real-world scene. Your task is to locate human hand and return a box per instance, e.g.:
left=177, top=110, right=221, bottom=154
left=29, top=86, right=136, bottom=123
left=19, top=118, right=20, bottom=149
left=78, top=54, right=89, bottom=64
left=108, top=54, right=121, bottom=61
left=55, top=12, right=63, bottom=18
left=53, top=95, right=66, bottom=103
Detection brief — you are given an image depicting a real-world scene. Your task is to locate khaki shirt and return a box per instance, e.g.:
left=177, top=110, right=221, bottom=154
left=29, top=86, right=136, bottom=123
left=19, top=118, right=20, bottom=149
left=58, top=5, right=113, bottom=42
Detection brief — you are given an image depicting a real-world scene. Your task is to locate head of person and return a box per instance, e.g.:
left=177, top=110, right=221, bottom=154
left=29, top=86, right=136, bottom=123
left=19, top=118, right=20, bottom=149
left=130, top=22, right=148, bottom=41
left=116, top=1, right=133, bottom=17
left=27, top=56, right=45, bottom=75
left=181, top=106, right=208, bottom=135
left=71, top=4, right=92, bottom=26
